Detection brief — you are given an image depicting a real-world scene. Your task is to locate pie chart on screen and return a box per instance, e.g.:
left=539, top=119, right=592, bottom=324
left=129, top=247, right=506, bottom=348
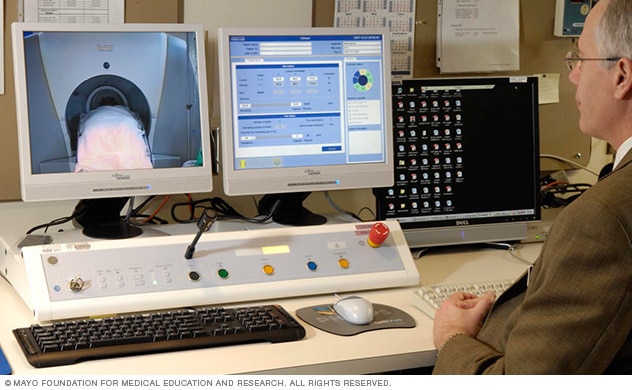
left=353, top=69, right=374, bottom=92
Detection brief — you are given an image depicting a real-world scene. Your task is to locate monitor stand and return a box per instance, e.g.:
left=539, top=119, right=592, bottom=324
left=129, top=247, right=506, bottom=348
left=257, top=192, right=327, bottom=226
left=73, top=197, right=142, bottom=239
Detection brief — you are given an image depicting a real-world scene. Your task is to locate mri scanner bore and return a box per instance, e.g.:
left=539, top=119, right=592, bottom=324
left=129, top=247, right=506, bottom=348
left=74, top=105, right=153, bottom=172
left=23, top=30, right=202, bottom=174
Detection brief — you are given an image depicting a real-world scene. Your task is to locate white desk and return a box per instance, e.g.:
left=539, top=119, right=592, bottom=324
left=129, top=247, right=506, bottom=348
left=0, top=200, right=540, bottom=374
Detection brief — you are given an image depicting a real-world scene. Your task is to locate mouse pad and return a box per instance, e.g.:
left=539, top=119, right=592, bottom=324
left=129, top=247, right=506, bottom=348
left=296, top=303, right=416, bottom=336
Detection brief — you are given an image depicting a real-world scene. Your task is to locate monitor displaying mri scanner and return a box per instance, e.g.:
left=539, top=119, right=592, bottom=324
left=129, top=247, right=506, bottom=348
left=12, top=23, right=212, bottom=238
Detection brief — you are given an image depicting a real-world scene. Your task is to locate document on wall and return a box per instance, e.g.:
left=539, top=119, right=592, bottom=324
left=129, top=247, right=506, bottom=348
left=437, top=0, right=519, bottom=73
left=334, top=0, right=416, bottom=79
left=535, top=73, right=561, bottom=105
left=1, top=0, right=4, bottom=95
left=21, top=0, right=124, bottom=23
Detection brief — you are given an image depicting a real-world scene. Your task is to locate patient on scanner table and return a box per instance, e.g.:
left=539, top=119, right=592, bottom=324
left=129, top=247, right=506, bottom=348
left=74, top=105, right=153, bottom=172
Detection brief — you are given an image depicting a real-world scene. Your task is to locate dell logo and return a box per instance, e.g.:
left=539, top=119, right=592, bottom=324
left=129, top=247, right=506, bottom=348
left=455, top=220, right=470, bottom=226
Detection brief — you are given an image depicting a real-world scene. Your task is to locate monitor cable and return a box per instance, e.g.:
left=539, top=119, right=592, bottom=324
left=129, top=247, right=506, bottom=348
left=25, top=205, right=90, bottom=234
left=323, top=191, right=376, bottom=222
left=171, top=196, right=281, bottom=225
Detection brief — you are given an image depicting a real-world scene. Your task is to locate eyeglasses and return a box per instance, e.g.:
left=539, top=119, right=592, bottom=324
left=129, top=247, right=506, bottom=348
left=564, top=50, right=620, bottom=71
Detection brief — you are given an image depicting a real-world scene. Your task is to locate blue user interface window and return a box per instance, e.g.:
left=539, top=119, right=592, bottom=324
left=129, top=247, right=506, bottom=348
left=228, top=34, right=388, bottom=170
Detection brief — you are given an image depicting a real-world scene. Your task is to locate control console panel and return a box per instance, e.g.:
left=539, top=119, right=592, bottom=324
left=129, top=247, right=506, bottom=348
left=4, top=221, right=418, bottom=322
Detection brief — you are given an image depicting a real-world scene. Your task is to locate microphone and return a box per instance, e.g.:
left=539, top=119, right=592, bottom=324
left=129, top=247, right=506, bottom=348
left=184, top=209, right=217, bottom=259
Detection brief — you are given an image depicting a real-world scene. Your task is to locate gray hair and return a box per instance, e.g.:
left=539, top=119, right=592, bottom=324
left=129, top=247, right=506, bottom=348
left=594, top=0, right=632, bottom=64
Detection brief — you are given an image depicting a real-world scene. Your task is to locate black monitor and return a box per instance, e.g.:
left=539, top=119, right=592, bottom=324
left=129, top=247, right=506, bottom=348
left=374, top=76, right=541, bottom=249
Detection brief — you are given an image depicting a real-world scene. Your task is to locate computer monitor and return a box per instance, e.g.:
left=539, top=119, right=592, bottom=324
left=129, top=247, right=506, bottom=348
left=217, top=27, right=393, bottom=226
left=374, top=76, right=541, bottom=249
left=12, top=22, right=213, bottom=238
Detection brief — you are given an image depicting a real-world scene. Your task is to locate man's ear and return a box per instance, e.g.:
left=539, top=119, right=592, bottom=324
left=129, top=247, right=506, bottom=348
left=614, top=58, right=632, bottom=100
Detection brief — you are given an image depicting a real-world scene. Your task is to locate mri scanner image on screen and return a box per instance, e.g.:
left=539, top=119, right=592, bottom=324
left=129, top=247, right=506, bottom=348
left=22, top=30, right=203, bottom=174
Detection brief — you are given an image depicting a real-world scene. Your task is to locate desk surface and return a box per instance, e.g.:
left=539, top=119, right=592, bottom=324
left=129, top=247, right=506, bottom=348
left=0, top=200, right=540, bottom=374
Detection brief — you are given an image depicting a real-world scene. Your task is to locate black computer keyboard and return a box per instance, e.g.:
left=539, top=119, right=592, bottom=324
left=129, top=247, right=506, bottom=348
left=13, top=304, right=306, bottom=368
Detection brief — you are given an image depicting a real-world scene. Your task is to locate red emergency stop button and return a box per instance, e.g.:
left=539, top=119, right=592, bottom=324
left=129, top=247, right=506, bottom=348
left=368, top=222, right=389, bottom=248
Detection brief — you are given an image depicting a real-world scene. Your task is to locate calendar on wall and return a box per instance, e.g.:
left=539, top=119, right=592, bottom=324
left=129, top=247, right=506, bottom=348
left=334, top=0, right=416, bottom=79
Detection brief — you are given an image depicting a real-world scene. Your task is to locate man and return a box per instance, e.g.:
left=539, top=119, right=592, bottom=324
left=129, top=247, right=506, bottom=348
left=432, top=0, right=632, bottom=374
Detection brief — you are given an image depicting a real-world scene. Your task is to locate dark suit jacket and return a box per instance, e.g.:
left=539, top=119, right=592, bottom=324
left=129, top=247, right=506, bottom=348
left=433, top=150, right=632, bottom=374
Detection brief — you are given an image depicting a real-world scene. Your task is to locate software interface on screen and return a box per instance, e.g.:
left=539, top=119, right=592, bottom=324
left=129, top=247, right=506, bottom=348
left=219, top=29, right=393, bottom=225
left=374, top=77, right=540, bottom=248
left=226, top=33, right=388, bottom=171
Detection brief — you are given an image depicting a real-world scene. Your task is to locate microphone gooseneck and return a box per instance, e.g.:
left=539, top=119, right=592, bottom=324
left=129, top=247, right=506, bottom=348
left=184, top=209, right=217, bottom=259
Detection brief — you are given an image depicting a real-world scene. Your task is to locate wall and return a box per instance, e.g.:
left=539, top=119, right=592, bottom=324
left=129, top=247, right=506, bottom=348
left=1, top=0, right=21, bottom=200
left=223, top=0, right=604, bottom=218
left=0, top=1, right=607, bottom=220
left=312, top=0, right=596, bottom=173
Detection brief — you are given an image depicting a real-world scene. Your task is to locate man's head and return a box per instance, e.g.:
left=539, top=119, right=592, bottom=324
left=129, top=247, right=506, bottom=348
left=569, top=0, right=632, bottom=149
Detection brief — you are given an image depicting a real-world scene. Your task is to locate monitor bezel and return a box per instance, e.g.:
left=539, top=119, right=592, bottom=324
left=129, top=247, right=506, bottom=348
left=217, top=27, right=394, bottom=197
left=378, top=76, right=541, bottom=249
left=12, top=22, right=213, bottom=202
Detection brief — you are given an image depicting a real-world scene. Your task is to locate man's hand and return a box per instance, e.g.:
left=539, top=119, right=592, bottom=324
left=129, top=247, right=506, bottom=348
left=433, top=291, right=496, bottom=351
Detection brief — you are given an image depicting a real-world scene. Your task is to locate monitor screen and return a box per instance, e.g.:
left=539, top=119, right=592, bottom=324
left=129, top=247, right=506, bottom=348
left=12, top=23, right=212, bottom=238
left=374, top=77, right=541, bottom=248
left=217, top=27, right=393, bottom=225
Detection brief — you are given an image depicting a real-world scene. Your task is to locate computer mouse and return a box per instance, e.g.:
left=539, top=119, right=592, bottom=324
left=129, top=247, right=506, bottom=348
left=333, top=295, right=374, bottom=325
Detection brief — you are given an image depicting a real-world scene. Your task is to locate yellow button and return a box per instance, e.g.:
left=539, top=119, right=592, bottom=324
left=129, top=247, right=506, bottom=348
left=338, top=258, right=350, bottom=269
left=262, top=264, right=275, bottom=275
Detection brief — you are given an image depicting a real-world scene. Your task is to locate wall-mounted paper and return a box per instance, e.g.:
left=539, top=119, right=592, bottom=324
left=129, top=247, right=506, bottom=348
left=22, top=0, right=124, bottom=23
left=437, top=0, right=520, bottom=74
left=536, top=73, right=561, bottom=105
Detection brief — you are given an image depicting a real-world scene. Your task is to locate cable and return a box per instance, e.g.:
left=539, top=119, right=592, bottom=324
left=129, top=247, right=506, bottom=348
left=506, top=243, right=537, bottom=266
left=540, top=154, right=600, bottom=177
left=540, top=182, right=591, bottom=208
left=323, top=191, right=363, bottom=221
left=131, top=196, right=156, bottom=216
left=141, top=195, right=171, bottom=224
left=323, top=191, right=377, bottom=222
left=170, top=199, right=209, bottom=224
left=124, top=197, right=135, bottom=225
left=25, top=205, right=90, bottom=234
left=540, top=180, right=570, bottom=191
left=170, top=196, right=279, bottom=225
left=356, top=206, right=376, bottom=221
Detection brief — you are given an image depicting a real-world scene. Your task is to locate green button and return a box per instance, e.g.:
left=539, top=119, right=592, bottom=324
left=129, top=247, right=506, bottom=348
left=217, top=269, right=230, bottom=279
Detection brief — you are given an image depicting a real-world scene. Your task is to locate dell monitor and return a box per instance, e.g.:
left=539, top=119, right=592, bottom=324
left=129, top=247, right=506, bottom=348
left=217, top=27, right=393, bottom=226
left=12, top=23, right=213, bottom=238
left=374, top=76, right=541, bottom=249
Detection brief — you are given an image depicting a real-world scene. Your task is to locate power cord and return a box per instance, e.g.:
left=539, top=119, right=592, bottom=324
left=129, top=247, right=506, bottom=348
left=540, top=154, right=600, bottom=177
left=323, top=191, right=376, bottom=222
left=25, top=206, right=89, bottom=234
left=171, top=196, right=280, bottom=225
left=540, top=182, right=591, bottom=208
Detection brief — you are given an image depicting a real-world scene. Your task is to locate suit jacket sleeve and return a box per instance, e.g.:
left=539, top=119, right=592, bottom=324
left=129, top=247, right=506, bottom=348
left=434, top=186, right=632, bottom=374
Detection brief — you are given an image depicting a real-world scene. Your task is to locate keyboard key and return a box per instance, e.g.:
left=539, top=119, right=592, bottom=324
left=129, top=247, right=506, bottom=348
left=412, top=279, right=513, bottom=319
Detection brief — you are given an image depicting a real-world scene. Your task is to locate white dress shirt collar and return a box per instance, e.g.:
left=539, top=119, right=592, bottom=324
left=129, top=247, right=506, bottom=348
left=614, top=137, right=632, bottom=170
